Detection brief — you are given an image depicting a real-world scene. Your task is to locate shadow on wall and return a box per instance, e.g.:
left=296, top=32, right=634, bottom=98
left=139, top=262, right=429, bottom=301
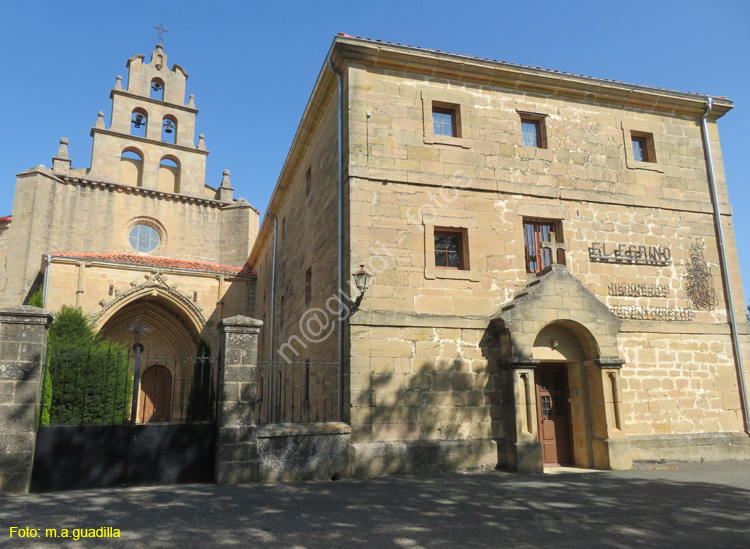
left=349, top=322, right=505, bottom=476
left=3, top=467, right=750, bottom=547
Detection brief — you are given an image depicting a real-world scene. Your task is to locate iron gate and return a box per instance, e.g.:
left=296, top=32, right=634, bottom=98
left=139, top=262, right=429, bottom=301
left=30, top=345, right=217, bottom=492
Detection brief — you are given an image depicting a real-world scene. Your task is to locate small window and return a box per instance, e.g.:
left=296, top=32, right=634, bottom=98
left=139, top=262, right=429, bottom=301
left=631, top=133, right=655, bottom=162
left=306, top=167, right=312, bottom=196
left=129, top=224, right=160, bottom=253
left=521, top=120, right=541, bottom=147
left=434, top=230, right=464, bottom=269
left=432, top=106, right=458, bottom=137
left=280, top=295, right=285, bottom=334
left=523, top=220, right=564, bottom=274
left=281, top=217, right=286, bottom=241
left=305, top=268, right=312, bottom=306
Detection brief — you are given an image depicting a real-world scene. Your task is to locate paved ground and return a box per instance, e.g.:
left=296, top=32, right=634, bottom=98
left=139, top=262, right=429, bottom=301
left=2, top=461, right=750, bottom=548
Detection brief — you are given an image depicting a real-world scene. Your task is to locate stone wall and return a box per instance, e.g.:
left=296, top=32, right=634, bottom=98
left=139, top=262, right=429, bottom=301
left=1, top=170, right=257, bottom=307
left=0, top=307, right=52, bottom=493
left=252, top=91, right=341, bottom=363
left=340, top=52, right=749, bottom=468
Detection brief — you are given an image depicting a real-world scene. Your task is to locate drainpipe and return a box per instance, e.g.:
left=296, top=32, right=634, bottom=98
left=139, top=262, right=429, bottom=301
left=700, top=97, right=750, bottom=432
left=268, top=212, right=278, bottom=359
left=42, top=254, right=51, bottom=308
left=326, top=56, right=344, bottom=420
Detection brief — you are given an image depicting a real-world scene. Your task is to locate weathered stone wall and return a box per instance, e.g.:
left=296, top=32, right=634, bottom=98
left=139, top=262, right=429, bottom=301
left=0, top=307, right=53, bottom=493
left=44, top=259, right=253, bottom=351
left=342, top=56, right=749, bottom=467
left=0, top=171, right=256, bottom=307
left=253, top=93, right=341, bottom=363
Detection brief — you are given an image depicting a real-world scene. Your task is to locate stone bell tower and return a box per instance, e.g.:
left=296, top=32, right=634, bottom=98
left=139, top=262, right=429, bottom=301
left=88, top=44, right=210, bottom=197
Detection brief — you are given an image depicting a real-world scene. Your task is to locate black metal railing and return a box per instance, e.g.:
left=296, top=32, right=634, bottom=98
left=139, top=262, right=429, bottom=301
left=39, top=347, right=216, bottom=427
left=256, top=361, right=340, bottom=424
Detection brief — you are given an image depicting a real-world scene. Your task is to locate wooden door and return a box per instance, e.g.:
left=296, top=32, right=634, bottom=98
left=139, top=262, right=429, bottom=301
left=138, top=365, right=173, bottom=423
left=535, top=364, right=573, bottom=466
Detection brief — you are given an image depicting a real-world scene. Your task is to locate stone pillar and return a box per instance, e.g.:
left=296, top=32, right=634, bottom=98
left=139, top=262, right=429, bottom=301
left=587, top=357, right=633, bottom=470
left=0, top=306, right=53, bottom=493
left=500, top=357, right=543, bottom=473
left=216, top=315, right=263, bottom=485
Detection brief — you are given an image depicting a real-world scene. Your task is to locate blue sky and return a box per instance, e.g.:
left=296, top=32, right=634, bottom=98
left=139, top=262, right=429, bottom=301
left=2, top=0, right=748, bottom=302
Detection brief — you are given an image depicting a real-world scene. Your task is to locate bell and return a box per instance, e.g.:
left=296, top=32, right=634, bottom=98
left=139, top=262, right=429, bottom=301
left=151, top=82, right=162, bottom=92
left=132, top=113, right=145, bottom=128
left=163, top=120, right=174, bottom=134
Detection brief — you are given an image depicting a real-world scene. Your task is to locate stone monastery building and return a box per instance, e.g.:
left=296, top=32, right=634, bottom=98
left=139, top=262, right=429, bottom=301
left=2, top=35, right=749, bottom=478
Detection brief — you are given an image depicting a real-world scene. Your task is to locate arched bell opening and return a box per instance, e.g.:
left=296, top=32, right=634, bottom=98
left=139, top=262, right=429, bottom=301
left=158, top=155, right=180, bottom=193
left=150, top=77, right=165, bottom=101
left=130, top=108, right=148, bottom=138
left=119, top=147, right=144, bottom=187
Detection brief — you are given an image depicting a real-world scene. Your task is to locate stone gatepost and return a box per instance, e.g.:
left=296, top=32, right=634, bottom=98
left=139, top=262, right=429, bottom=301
left=586, top=357, right=633, bottom=470
left=0, top=306, right=53, bottom=493
left=216, top=315, right=263, bottom=485
left=500, top=357, right=543, bottom=473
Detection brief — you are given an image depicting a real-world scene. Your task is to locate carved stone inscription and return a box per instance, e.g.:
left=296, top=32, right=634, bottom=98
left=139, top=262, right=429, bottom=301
left=609, top=305, right=694, bottom=321
left=608, top=282, right=669, bottom=298
left=589, top=242, right=671, bottom=265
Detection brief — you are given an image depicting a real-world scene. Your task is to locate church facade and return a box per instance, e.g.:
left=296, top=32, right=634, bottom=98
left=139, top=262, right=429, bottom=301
left=0, top=45, right=258, bottom=357
left=2, top=36, right=749, bottom=478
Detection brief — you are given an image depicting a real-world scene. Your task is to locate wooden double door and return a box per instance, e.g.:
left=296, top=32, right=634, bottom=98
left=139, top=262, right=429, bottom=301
left=535, top=364, right=573, bottom=466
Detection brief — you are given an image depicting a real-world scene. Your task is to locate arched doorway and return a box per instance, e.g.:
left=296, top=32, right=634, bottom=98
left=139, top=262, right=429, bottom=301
left=493, top=265, right=633, bottom=472
left=532, top=323, right=588, bottom=467
left=98, top=291, right=208, bottom=423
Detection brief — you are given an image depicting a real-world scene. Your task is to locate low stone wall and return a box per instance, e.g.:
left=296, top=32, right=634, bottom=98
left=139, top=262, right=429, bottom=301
left=257, top=422, right=350, bottom=482
left=629, top=432, right=750, bottom=464
left=350, top=439, right=497, bottom=478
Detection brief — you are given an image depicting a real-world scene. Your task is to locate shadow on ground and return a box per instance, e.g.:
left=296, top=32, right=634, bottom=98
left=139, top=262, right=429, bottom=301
left=2, top=462, right=750, bottom=548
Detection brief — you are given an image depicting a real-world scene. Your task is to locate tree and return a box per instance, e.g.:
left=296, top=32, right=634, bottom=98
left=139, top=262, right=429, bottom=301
left=185, top=339, right=215, bottom=421
left=41, top=306, right=131, bottom=426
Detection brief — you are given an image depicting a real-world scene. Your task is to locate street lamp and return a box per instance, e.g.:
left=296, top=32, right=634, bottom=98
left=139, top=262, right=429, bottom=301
left=353, top=264, right=373, bottom=295
left=349, top=264, right=373, bottom=315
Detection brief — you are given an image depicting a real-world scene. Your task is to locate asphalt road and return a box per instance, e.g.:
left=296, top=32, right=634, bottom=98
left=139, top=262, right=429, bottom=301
left=2, top=461, right=750, bottom=548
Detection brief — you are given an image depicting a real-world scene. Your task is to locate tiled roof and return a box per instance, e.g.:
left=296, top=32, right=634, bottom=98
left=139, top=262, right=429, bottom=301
left=49, top=252, right=255, bottom=276
left=0, top=216, right=11, bottom=222
left=337, top=33, right=727, bottom=100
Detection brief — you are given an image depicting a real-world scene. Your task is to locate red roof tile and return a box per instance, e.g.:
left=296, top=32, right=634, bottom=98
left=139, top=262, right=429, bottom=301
left=336, top=33, right=727, bottom=100
left=49, top=252, right=255, bottom=276
left=0, top=216, right=11, bottom=222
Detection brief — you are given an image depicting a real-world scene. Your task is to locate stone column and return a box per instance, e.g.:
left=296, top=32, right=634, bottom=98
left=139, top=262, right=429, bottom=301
left=216, top=315, right=263, bottom=485
left=586, top=357, right=633, bottom=470
left=500, top=357, right=543, bottom=473
left=0, top=306, right=53, bottom=493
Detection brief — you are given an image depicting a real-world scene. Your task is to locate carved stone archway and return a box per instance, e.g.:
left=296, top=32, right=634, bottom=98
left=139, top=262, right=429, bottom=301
left=492, top=265, right=632, bottom=472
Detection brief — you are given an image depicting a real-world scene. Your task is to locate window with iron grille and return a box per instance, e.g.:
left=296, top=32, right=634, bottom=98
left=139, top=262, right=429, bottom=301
left=523, top=220, right=563, bottom=273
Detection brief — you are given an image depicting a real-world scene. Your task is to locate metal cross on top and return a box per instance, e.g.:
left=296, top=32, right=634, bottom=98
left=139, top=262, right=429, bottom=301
left=541, top=232, right=566, bottom=265
left=153, top=23, right=168, bottom=43
left=121, top=317, right=154, bottom=351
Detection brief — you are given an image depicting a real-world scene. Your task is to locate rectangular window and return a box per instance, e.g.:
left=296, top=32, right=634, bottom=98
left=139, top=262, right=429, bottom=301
left=282, top=217, right=286, bottom=241
left=279, top=295, right=285, bottom=334
left=433, top=106, right=458, bottom=137
left=523, top=220, right=563, bottom=273
left=632, top=137, right=648, bottom=162
left=434, top=230, right=464, bottom=269
left=306, top=167, right=312, bottom=196
left=305, top=268, right=312, bottom=307
left=521, top=119, right=541, bottom=147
